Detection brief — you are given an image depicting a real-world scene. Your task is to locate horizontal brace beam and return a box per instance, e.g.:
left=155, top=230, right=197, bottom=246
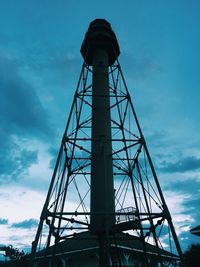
left=47, top=215, right=89, bottom=226
left=48, top=211, right=163, bottom=217
left=113, top=158, right=136, bottom=160
left=55, top=227, right=88, bottom=230
left=113, top=173, right=129, bottom=175
left=77, top=94, right=126, bottom=98
left=69, top=172, right=91, bottom=175
left=66, top=157, right=91, bottom=160
left=66, top=138, right=139, bottom=142
left=68, top=117, right=92, bottom=131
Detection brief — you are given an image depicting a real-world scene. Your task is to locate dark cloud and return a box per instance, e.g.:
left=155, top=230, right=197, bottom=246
left=0, top=218, right=8, bottom=225
left=164, top=179, right=200, bottom=194
left=0, top=54, right=52, bottom=138
left=0, top=54, right=54, bottom=183
left=0, top=148, right=38, bottom=183
left=11, top=219, right=38, bottom=229
left=159, top=156, right=200, bottom=173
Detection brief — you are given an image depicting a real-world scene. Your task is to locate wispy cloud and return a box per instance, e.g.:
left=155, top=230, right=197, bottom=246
left=0, top=144, right=38, bottom=183
left=164, top=179, right=200, bottom=193
left=159, top=156, right=200, bottom=173
left=11, top=219, right=38, bottom=229
left=163, top=178, right=200, bottom=248
left=0, top=218, right=8, bottom=225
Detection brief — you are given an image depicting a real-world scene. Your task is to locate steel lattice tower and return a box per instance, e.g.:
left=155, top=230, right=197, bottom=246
left=31, top=19, right=185, bottom=267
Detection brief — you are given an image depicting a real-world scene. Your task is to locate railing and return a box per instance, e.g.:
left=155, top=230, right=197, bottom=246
left=116, top=207, right=137, bottom=223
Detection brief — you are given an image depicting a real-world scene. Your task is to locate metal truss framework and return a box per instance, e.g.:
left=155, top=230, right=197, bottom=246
left=32, top=60, right=185, bottom=267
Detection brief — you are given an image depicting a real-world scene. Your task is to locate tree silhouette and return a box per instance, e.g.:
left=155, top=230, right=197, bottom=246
left=0, top=245, right=25, bottom=260
left=184, top=243, right=200, bottom=267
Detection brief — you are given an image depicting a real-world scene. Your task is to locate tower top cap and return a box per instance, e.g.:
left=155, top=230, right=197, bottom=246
left=81, top=19, right=120, bottom=66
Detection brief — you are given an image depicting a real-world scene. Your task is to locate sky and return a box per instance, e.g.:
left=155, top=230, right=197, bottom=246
left=0, top=0, right=200, bottom=258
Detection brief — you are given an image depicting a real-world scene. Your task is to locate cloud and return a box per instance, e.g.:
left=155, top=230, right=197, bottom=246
left=0, top=218, right=8, bottom=225
left=164, top=179, right=200, bottom=194
left=48, top=146, right=59, bottom=169
left=164, top=178, right=200, bottom=246
left=183, top=196, right=200, bottom=223
left=0, top=146, right=38, bottom=182
left=168, top=181, right=200, bottom=218
left=159, top=156, right=200, bottom=173
left=179, top=230, right=200, bottom=251
left=0, top=53, right=54, bottom=183
left=11, top=219, right=38, bottom=229
left=0, top=54, right=52, bottom=138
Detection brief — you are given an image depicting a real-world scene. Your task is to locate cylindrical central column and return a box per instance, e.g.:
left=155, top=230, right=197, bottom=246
left=90, top=48, right=115, bottom=233
left=81, top=19, right=120, bottom=236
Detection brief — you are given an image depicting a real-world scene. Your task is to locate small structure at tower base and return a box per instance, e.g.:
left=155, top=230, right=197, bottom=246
left=32, top=231, right=179, bottom=267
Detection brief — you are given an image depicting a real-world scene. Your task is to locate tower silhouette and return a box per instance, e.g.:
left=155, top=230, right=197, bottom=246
left=31, top=19, right=185, bottom=267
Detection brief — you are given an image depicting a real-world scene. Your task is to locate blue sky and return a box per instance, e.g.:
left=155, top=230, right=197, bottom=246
left=0, top=0, right=200, bottom=257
